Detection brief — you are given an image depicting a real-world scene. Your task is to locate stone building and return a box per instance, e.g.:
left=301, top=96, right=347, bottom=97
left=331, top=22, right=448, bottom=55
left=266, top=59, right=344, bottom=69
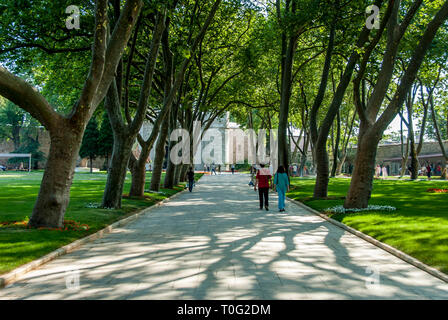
left=0, top=128, right=51, bottom=169
left=345, top=140, right=448, bottom=175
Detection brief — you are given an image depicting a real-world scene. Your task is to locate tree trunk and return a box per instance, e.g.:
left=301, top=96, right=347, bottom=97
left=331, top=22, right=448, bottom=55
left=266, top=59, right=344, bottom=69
left=344, top=134, right=380, bottom=208
left=331, top=111, right=341, bottom=177
left=173, top=164, right=181, bottom=185
left=129, top=160, right=146, bottom=197
left=409, top=139, right=419, bottom=180
left=163, top=101, right=179, bottom=189
left=150, top=117, right=170, bottom=191
left=29, top=125, right=83, bottom=228
left=180, top=164, right=189, bottom=182
left=163, top=154, right=176, bottom=188
left=101, top=133, right=134, bottom=208
left=278, top=35, right=297, bottom=170
left=299, top=154, right=307, bottom=176
left=406, top=91, right=419, bottom=179
left=313, top=141, right=330, bottom=198
left=335, top=153, right=346, bottom=176
left=129, top=143, right=151, bottom=197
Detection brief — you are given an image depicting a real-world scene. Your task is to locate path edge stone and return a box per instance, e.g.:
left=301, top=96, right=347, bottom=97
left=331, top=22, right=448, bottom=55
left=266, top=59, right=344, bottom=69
left=0, top=184, right=191, bottom=289
left=287, top=197, right=448, bottom=284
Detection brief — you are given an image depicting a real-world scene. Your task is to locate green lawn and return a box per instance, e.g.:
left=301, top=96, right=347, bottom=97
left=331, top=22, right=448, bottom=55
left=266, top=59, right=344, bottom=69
left=288, top=177, right=448, bottom=274
left=0, top=171, right=201, bottom=275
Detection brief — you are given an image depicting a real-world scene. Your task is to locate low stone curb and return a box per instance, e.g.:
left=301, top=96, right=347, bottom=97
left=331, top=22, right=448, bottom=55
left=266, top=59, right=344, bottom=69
left=287, top=197, right=448, bottom=284
left=0, top=184, right=191, bottom=289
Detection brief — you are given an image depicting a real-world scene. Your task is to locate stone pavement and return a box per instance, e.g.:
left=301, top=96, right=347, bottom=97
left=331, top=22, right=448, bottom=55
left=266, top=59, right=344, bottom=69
left=1, top=173, right=448, bottom=300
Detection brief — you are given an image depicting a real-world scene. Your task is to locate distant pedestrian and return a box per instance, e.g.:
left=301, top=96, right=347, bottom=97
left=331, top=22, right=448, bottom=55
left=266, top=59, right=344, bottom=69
left=255, top=164, right=272, bottom=211
left=211, top=164, right=217, bottom=175
left=218, top=164, right=221, bottom=174
left=421, top=165, right=427, bottom=176
left=375, top=164, right=381, bottom=178
left=382, top=165, right=388, bottom=178
left=187, top=167, right=195, bottom=192
left=274, top=165, right=290, bottom=212
left=249, top=165, right=256, bottom=186
left=231, top=164, right=235, bottom=174
left=426, top=163, right=432, bottom=180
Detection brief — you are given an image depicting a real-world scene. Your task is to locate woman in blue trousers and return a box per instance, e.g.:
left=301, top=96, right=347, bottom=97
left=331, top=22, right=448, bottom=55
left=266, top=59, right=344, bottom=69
left=274, top=165, right=290, bottom=212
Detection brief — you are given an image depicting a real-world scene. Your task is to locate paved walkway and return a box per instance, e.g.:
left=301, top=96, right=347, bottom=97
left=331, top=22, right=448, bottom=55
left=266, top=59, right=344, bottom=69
left=1, top=173, right=448, bottom=300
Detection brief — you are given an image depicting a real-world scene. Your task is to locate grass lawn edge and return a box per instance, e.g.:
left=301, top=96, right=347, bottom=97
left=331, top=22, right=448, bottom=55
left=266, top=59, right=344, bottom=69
left=0, top=178, right=197, bottom=289
left=286, top=196, right=448, bottom=284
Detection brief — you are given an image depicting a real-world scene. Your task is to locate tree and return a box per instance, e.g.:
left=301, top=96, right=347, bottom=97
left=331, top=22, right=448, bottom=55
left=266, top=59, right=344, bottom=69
left=147, top=0, right=223, bottom=193
left=309, top=0, right=390, bottom=198
left=80, top=117, right=100, bottom=173
left=0, top=0, right=143, bottom=227
left=102, top=4, right=166, bottom=207
left=276, top=0, right=322, bottom=171
left=344, top=0, right=448, bottom=208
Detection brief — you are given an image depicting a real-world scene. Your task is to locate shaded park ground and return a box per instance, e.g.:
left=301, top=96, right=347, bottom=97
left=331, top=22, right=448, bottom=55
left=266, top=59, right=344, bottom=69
left=1, top=173, right=447, bottom=300
left=288, top=177, right=448, bottom=275
left=0, top=171, right=200, bottom=275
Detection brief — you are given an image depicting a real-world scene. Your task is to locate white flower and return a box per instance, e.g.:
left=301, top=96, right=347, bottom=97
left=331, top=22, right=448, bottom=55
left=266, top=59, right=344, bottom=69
left=325, top=205, right=396, bottom=214
left=85, top=202, right=100, bottom=209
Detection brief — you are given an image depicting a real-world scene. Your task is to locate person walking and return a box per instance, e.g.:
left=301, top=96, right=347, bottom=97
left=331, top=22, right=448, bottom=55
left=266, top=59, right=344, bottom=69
left=187, top=167, right=195, bottom=192
left=375, top=164, right=381, bottom=178
left=382, top=165, right=388, bottom=178
left=248, top=165, right=254, bottom=186
left=426, top=163, right=432, bottom=181
left=274, top=165, right=290, bottom=212
left=211, top=163, right=217, bottom=175
left=231, top=164, right=235, bottom=174
left=218, top=164, right=221, bottom=174
left=254, top=164, right=272, bottom=211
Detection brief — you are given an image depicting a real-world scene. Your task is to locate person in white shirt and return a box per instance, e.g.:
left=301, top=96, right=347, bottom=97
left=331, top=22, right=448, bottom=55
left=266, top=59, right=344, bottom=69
left=382, top=165, right=388, bottom=178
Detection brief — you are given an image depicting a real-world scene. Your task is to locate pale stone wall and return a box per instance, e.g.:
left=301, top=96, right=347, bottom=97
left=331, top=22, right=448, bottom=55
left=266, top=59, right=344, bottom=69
left=0, top=128, right=50, bottom=169
left=346, top=140, right=448, bottom=175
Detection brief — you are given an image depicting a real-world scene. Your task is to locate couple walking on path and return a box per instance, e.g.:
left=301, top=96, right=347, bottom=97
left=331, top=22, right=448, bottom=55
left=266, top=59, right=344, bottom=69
left=254, top=164, right=290, bottom=212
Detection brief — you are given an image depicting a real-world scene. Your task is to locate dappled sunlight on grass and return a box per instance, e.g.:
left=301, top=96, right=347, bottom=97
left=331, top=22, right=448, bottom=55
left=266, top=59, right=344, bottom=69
left=288, top=177, right=448, bottom=274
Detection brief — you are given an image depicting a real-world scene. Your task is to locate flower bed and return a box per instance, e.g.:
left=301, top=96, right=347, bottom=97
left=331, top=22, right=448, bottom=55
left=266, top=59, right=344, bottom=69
left=426, top=188, right=448, bottom=193
left=0, top=219, right=89, bottom=231
left=324, top=205, right=397, bottom=214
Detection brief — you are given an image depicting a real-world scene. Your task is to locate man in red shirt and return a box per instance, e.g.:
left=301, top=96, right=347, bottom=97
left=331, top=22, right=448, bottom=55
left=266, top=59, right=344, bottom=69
left=254, top=164, right=272, bottom=211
